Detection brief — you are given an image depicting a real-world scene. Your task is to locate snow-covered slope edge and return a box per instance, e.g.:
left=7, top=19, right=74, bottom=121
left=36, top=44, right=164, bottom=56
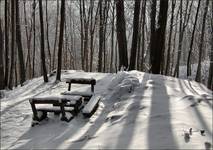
left=0, top=70, right=212, bottom=149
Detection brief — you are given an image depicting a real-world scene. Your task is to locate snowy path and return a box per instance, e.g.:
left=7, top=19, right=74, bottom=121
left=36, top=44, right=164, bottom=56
left=1, top=71, right=212, bottom=149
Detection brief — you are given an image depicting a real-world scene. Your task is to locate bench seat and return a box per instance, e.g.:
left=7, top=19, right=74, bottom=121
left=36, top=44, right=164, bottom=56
left=82, top=95, right=101, bottom=117
left=61, top=91, right=93, bottom=101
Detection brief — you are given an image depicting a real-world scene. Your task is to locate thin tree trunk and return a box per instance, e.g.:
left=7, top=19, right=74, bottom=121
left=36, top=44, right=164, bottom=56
left=39, top=0, right=48, bottom=82
left=4, top=0, right=9, bottom=87
left=129, top=0, right=141, bottom=70
left=174, top=0, right=193, bottom=77
left=116, top=0, right=128, bottom=70
left=187, top=0, right=201, bottom=77
left=32, top=0, right=36, bottom=77
left=165, top=0, right=176, bottom=75
left=149, top=0, right=157, bottom=73
left=195, top=0, right=209, bottom=82
left=24, top=0, right=33, bottom=79
left=0, top=18, right=5, bottom=89
left=46, top=0, right=51, bottom=72
left=98, top=0, right=103, bottom=72
left=52, top=0, right=59, bottom=71
left=56, top=0, right=65, bottom=81
left=110, top=1, right=115, bottom=73
left=16, top=0, right=26, bottom=85
left=140, top=0, right=146, bottom=71
left=8, top=0, right=15, bottom=89
left=79, top=0, right=85, bottom=70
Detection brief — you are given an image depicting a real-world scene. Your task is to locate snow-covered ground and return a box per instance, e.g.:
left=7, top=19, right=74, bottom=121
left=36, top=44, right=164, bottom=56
left=0, top=70, right=212, bottom=149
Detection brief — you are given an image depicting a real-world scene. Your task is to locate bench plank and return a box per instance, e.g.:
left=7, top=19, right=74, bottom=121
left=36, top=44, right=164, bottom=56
left=82, top=95, right=101, bottom=117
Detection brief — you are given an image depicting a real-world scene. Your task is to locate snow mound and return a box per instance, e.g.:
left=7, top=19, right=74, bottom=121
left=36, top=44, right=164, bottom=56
left=106, top=72, right=140, bottom=102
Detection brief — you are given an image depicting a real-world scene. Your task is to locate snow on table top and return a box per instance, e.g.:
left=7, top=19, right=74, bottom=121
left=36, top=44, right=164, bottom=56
left=29, top=95, right=82, bottom=101
left=61, top=91, right=93, bottom=97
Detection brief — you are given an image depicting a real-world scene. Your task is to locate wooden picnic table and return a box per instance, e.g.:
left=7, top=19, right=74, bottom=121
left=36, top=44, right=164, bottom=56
left=29, top=95, right=82, bottom=123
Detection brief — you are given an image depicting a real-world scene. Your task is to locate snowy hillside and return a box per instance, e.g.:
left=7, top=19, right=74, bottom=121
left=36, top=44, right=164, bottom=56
left=0, top=70, right=212, bottom=149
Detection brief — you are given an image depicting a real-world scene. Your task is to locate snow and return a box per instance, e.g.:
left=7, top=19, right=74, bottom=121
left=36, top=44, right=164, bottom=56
left=82, top=95, right=101, bottom=114
left=0, top=70, right=212, bottom=149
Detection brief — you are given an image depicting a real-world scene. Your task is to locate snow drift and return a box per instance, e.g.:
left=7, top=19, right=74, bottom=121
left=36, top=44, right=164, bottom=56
left=0, top=70, right=212, bottom=149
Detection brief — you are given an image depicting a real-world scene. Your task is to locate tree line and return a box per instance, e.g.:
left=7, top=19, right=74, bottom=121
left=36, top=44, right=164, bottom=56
left=0, top=0, right=212, bottom=90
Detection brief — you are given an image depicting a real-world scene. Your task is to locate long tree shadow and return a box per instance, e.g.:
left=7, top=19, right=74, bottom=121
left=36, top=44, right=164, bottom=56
left=114, top=73, right=150, bottom=149
left=148, top=75, right=178, bottom=149
left=63, top=74, right=122, bottom=149
left=188, top=96, right=213, bottom=137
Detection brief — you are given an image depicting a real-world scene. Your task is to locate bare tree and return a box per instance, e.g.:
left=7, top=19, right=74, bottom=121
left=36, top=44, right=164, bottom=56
left=129, top=0, right=141, bottom=70
left=32, top=0, right=36, bottom=78
left=195, top=0, right=210, bottom=82
left=165, top=0, right=176, bottom=75
left=4, top=0, right=9, bottom=87
left=0, top=18, right=5, bottom=90
left=52, top=0, right=59, bottom=71
left=56, top=0, right=66, bottom=81
left=149, top=0, right=157, bottom=73
left=187, top=0, right=201, bottom=77
left=46, top=0, right=51, bottom=72
left=98, top=0, right=103, bottom=72
left=39, top=0, right=48, bottom=82
left=208, top=0, right=213, bottom=90
left=16, top=0, right=26, bottom=85
left=116, top=0, right=128, bottom=69
left=8, top=0, right=15, bottom=89
left=150, top=0, right=169, bottom=74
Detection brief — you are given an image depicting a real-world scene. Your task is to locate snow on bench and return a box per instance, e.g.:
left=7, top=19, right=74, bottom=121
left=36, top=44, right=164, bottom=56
left=65, top=78, right=96, bottom=92
left=82, top=95, right=101, bottom=117
left=61, top=91, right=93, bottom=101
left=29, top=95, right=82, bottom=124
left=29, top=95, right=82, bottom=103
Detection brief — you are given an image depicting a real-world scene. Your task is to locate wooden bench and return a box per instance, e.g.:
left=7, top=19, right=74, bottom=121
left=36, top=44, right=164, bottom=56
left=65, top=78, right=96, bottom=92
left=82, top=95, right=101, bottom=117
left=29, top=95, right=82, bottom=124
left=63, top=78, right=96, bottom=101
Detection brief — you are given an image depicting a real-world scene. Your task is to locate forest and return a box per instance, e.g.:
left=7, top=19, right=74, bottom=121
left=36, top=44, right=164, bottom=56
left=0, top=0, right=212, bottom=90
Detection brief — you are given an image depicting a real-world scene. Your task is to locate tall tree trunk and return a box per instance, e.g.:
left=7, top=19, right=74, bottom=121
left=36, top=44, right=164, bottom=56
left=24, top=0, right=32, bottom=79
left=39, top=0, right=48, bottom=82
left=129, top=0, right=141, bottom=70
left=52, top=0, right=59, bottom=71
left=151, top=0, right=168, bottom=74
left=0, top=18, right=5, bottom=90
left=79, top=0, right=85, bottom=70
left=4, top=0, right=9, bottom=88
left=98, top=0, right=103, bottom=72
left=32, top=0, right=36, bottom=77
left=174, top=0, right=193, bottom=77
left=149, top=0, right=157, bottom=73
left=110, top=1, right=115, bottom=73
left=16, top=0, right=26, bottom=85
left=8, top=0, right=15, bottom=89
left=187, top=0, right=201, bottom=77
left=195, top=0, right=209, bottom=82
left=165, top=0, right=176, bottom=75
left=89, top=0, right=99, bottom=72
left=207, top=0, right=213, bottom=90
left=46, top=0, right=51, bottom=72
left=116, top=0, right=128, bottom=70
left=56, top=0, right=65, bottom=81
left=140, top=0, right=146, bottom=71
